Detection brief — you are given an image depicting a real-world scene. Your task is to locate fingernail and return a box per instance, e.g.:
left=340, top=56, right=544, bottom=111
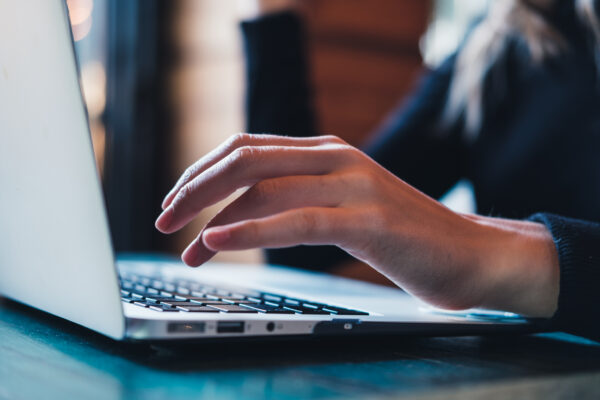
left=203, top=227, right=231, bottom=249
left=155, top=206, right=174, bottom=232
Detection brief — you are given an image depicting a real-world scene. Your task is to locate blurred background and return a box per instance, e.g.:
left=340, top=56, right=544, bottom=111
left=67, top=0, right=491, bottom=264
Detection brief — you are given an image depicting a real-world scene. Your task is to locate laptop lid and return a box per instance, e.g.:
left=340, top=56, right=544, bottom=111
left=0, top=0, right=124, bottom=339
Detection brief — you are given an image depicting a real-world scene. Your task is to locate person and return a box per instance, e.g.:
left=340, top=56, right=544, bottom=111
left=156, top=0, right=600, bottom=341
left=239, top=0, right=600, bottom=275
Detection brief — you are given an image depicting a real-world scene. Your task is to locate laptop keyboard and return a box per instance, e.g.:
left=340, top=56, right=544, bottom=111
left=120, top=273, right=369, bottom=315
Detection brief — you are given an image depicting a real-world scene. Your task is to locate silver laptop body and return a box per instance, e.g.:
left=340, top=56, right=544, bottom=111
left=0, top=0, right=537, bottom=341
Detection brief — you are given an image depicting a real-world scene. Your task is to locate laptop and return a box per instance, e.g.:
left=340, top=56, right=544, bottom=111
left=0, top=0, right=543, bottom=341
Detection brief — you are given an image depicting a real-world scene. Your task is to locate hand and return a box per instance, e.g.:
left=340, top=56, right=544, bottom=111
left=156, top=133, right=559, bottom=317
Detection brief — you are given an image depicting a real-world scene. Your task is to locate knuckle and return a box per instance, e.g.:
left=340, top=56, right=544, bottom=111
left=355, top=168, right=378, bottom=190
left=229, top=146, right=257, bottom=168
left=342, top=145, right=364, bottom=160
left=179, top=166, right=195, bottom=184
left=339, top=168, right=377, bottom=191
left=173, top=183, right=191, bottom=204
left=296, top=211, right=322, bottom=236
left=244, top=220, right=260, bottom=238
left=322, top=135, right=346, bottom=145
left=230, top=132, right=253, bottom=148
left=249, top=179, right=278, bottom=203
left=222, top=133, right=250, bottom=156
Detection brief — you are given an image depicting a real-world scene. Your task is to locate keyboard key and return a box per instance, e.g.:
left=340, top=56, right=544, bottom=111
left=161, top=301, right=195, bottom=307
left=236, top=290, right=262, bottom=298
left=149, top=305, right=179, bottom=312
left=144, top=296, right=178, bottom=303
left=219, top=294, right=246, bottom=300
left=139, top=277, right=152, bottom=286
left=119, top=274, right=370, bottom=316
left=163, top=283, right=176, bottom=292
left=246, top=296, right=263, bottom=303
left=207, top=304, right=259, bottom=313
left=189, top=299, right=230, bottom=305
left=176, top=305, right=220, bottom=312
left=301, top=303, right=321, bottom=310
left=176, top=286, right=191, bottom=295
left=283, top=306, right=330, bottom=315
left=121, top=281, right=134, bottom=290
left=262, top=294, right=283, bottom=302
left=121, top=297, right=136, bottom=303
left=222, top=299, right=257, bottom=305
left=321, top=307, right=369, bottom=315
left=240, top=304, right=294, bottom=313
left=150, top=280, right=164, bottom=290
left=184, top=296, right=218, bottom=302
left=134, top=284, right=147, bottom=292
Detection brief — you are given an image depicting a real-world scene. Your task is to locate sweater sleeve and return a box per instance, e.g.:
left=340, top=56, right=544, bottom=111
left=241, top=12, right=317, bottom=137
left=529, top=213, right=600, bottom=341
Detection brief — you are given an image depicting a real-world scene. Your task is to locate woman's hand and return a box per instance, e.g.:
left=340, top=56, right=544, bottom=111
left=156, top=133, right=559, bottom=317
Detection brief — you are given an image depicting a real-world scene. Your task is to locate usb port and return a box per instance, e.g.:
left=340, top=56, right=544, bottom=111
left=217, top=321, right=245, bottom=334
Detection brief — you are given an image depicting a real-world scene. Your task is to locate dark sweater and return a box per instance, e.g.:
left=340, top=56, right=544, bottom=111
left=240, top=11, right=600, bottom=340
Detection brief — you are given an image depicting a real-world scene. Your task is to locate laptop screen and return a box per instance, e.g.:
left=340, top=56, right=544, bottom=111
left=0, top=0, right=124, bottom=339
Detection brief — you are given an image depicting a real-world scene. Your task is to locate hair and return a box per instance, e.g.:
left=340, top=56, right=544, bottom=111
left=442, top=0, right=600, bottom=140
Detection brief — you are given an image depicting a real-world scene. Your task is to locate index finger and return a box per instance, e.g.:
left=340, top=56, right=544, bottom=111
left=161, top=133, right=345, bottom=209
left=155, top=143, right=357, bottom=234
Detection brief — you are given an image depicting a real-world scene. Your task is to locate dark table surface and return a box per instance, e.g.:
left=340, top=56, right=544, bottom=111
left=1, top=297, right=600, bottom=400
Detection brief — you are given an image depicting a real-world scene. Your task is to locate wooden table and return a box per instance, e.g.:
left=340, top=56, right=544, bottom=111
left=1, top=298, right=599, bottom=400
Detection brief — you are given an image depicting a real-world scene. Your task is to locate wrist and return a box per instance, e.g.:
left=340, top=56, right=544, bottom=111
left=466, top=215, right=559, bottom=317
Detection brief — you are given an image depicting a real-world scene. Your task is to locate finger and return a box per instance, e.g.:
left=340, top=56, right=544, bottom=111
left=156, top=143, right=358, bottom=234
left=201, top=207, right=352, bottom=252
left=181, top=175, right=347, bottom=266
left=161, top=133, right=345, bottom=209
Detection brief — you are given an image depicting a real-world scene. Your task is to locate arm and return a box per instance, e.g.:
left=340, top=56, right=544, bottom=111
left=156, top=134, right=560, bottom=319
